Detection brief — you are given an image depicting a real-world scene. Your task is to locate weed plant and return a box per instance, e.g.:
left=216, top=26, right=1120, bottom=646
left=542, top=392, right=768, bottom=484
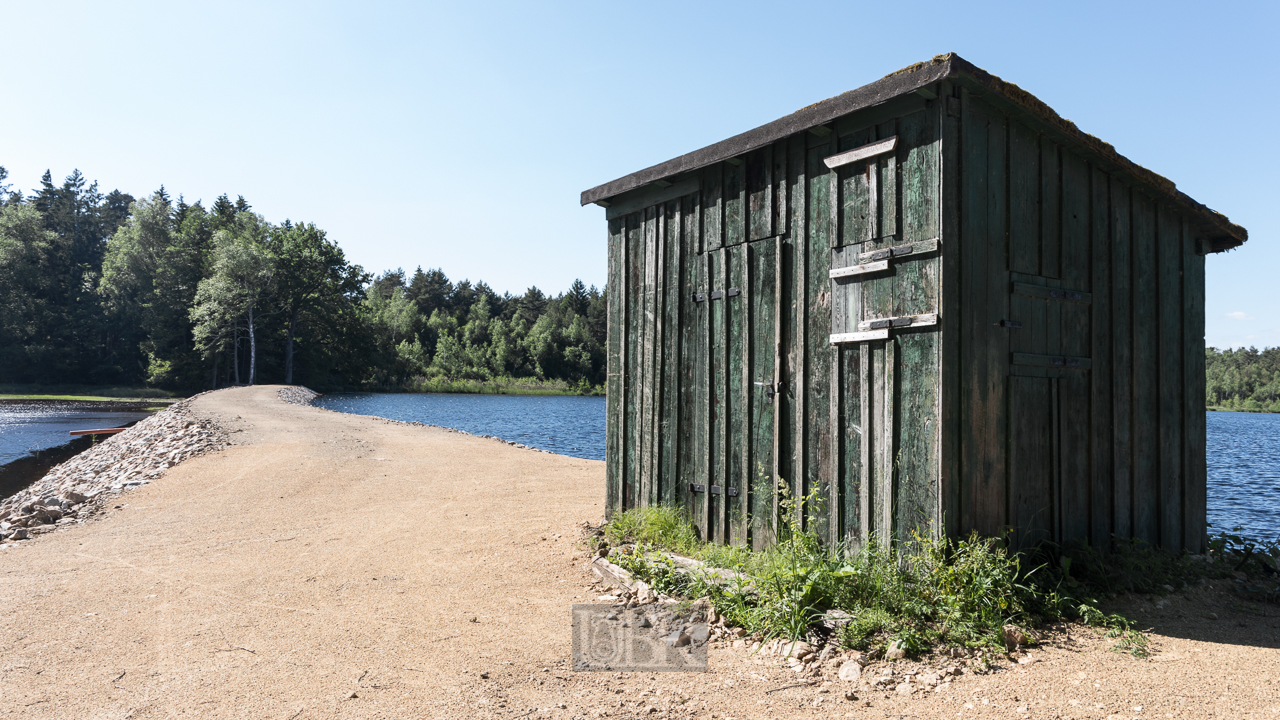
left=603, top=482, right=1203, bottom=658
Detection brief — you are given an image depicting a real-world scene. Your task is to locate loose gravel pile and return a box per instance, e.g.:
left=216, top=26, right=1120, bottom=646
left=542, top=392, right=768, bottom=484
left=0, top=398, right=228, bottom=543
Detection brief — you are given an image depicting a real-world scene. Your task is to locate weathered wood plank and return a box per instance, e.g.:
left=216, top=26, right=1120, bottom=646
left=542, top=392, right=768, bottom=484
left=806, top=142, right=835, bottom=538
left=641, top=206, right=659, bottom=507
left=1010, top=376, right=1053, bottom=548
left=624, top=212, right=643, bottom=509
left=1009, top=121, right=1041, bottom=276
left=1157, top=204, right=1183, bottom=550
left=1058, top=151, right=1090, bottom=545
left=838, top=127, right=873, bottom=248
left=840, top=345, right=864, bottom=544
left=727, top=244, right=749, bottom=545
left=859, top=343, right=872, bottom=543
left=678, top=194, right=701, bottom=520
left=876, top=120, right=899, bottom=246
left=828, top=260, right=889, bottom=279
left=1040, top=139, right=1061, bottom=279
left=774, top=140, right=788, bottom=239
left=748, top=146, right=774, bottom=241
left=1058, top=372, right=1090, bottom=546
left=750, top=237, right=780, bottom=549
left=1110, top=182, right=1133, bottom=540
left=782, top=134, right=807, bottom=517
left=1183, top=217, right=1206, bottom=553
left=1090, top=166, right=1113, bottom=548
left=725, top=157, right=745, bottom=247
left=1130, top=193, right=1159, bottom=545
left=960, top=96, right=1009, bottom=537
left=709, top=248, right=728, bottom=543
left=1011, top=282, right=1091, bottom=303
left=939, top=84, right=962, bottom=540
left=890, top=109, right=942, bottom=535
left=606, top=217, right=626, bottom=517
left=703, top=164, right=724, bottom=253
left=693, top=246, right=711, bottom=540
left=605, top=175, right=700, bottom=221
left=660, top=200, right=683, bottom=506
left=823, top=136, right=898, bottom=169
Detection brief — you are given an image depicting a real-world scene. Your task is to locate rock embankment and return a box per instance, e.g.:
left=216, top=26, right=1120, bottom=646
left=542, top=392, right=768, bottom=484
left=0, top=398, right=228, bottom=544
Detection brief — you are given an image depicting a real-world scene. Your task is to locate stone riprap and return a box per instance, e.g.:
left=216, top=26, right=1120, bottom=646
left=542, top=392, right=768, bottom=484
left=0, top=397, right=228, bottom=544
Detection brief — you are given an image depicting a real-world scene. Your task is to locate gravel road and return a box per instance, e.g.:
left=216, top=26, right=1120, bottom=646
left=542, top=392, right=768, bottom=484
left=1, top=385, right=1277, bottom=719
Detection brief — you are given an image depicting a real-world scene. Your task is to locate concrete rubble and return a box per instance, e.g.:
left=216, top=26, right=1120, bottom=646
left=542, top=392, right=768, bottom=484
left=0, top=397, right=228, bottom=546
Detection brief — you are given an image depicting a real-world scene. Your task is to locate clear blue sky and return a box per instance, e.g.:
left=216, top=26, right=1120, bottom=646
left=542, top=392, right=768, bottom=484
left=3, top=1, right=1275, bottom=348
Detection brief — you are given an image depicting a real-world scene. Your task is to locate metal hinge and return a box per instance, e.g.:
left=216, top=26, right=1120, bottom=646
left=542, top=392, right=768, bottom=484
left=710, top=290, right=724, bottom=300
left=726, top=487, right=740, bottom=497
left=997, top=319, right=1023, bottom=329
left=709, top=485, right=723, bottom=495
left=690, top=483, right=706, bottom=494
left=691, top=292, right=706, bottom=303
left=726, top=287, right=741, bottom=298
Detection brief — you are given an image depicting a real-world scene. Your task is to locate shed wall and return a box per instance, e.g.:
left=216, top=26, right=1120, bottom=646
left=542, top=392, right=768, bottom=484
left=605, top=93, right=945, bottom=549
left=951, top=86, right=1208, bottom=552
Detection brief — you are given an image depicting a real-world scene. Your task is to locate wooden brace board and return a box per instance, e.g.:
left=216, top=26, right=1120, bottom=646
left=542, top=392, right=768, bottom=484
left=823, top=136, right=898, bottom=169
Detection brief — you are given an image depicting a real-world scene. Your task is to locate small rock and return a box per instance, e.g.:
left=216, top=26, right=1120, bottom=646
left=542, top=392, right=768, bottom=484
left=837, top=660, right=862, bottom=681
left=1002, top=624, right=1031, bottom=651
left=785, top=641, right=815, bottom=660
left=1208, top=612, right=1219, bottom=620
left=1017, top=655, right=1038, bottom=665
left=843, top=690, right=857, bottom=701
left=918, top=672, right=940, bottom=686
left=885, top=640, right=908, bottom=660
left=895, top=682, right=914, bottom=696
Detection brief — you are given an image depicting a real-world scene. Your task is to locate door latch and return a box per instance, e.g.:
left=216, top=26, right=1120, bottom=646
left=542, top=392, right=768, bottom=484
left=754, top=381, right=777, bottom=403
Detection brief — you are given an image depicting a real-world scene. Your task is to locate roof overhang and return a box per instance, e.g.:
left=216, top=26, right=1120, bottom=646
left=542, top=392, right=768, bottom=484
left=581, top=53, right=1247, bottom=253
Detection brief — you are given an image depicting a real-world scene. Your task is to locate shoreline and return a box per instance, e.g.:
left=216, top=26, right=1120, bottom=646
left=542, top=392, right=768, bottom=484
left=0, top=386, right=1275, bottom=718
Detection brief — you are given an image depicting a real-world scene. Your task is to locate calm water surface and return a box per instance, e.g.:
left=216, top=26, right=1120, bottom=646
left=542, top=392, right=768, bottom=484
left=0, top=401, right=154, bottom=466
left=1207, top=411, right=1280, bottom=540
left=318, top=395, right=1280, bottom=539
left=313, top=393, right=606, bottom=461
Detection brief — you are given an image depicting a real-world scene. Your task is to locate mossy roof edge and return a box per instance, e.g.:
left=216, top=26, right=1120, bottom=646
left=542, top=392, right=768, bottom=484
left=580, top=53, right=1247, bottom=252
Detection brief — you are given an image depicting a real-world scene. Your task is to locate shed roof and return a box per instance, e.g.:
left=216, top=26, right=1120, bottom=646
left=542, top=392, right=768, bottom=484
left=581, top=53, right=1246, bottom=252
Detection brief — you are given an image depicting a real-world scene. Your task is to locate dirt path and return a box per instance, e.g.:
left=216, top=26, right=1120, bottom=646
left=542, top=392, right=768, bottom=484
left=1, top=386, right=1277, bottom=719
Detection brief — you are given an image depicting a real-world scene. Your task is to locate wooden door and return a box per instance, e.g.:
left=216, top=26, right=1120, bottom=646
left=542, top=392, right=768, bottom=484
left=1006, top=275, right=1092, bottom=549
left=696, top=237, right=781, bottom=546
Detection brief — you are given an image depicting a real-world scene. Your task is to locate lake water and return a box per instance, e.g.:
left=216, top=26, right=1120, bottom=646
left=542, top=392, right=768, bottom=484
left=313, top=393, right=607, bottom=461
left=0, top=400, right=157, bottom=499
left=316, top=395, right=1279, bottom=541
left=1207, top=411, right=1280, bottom=540
left=0, top=401, right=156, bottom=466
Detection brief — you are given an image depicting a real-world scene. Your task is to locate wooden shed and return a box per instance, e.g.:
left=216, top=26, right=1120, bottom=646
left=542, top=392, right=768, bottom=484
left=581, top=54, right=1247, bottom=553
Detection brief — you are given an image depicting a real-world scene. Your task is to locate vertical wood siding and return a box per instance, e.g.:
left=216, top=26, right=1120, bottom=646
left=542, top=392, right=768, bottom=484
left=957, top=89, right=1207, bottom=552
left=603, top=84, right=1208, bottom=553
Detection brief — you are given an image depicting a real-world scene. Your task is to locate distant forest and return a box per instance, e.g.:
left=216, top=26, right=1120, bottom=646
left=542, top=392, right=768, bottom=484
left=0, top=167, right=605, bottom=394
left=1206, top=347, right=1280, bottom=412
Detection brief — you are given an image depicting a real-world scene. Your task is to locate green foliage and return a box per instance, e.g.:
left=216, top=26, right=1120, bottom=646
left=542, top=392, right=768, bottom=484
left=1206, top=346, right=1280, bottom=411
left=602, top=492, right=1170, bottom=658
left=0, top=165, right=606, bottom=394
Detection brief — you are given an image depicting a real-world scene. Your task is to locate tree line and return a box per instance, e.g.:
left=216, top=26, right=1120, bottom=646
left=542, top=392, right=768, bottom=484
left=0, top=167, right=606, bottom=393
left=1206, top=346, right=1280, bottom=412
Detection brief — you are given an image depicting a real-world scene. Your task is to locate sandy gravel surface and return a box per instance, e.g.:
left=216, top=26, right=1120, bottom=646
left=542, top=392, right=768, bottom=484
left=2, top=386, right=1278, bottom=719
